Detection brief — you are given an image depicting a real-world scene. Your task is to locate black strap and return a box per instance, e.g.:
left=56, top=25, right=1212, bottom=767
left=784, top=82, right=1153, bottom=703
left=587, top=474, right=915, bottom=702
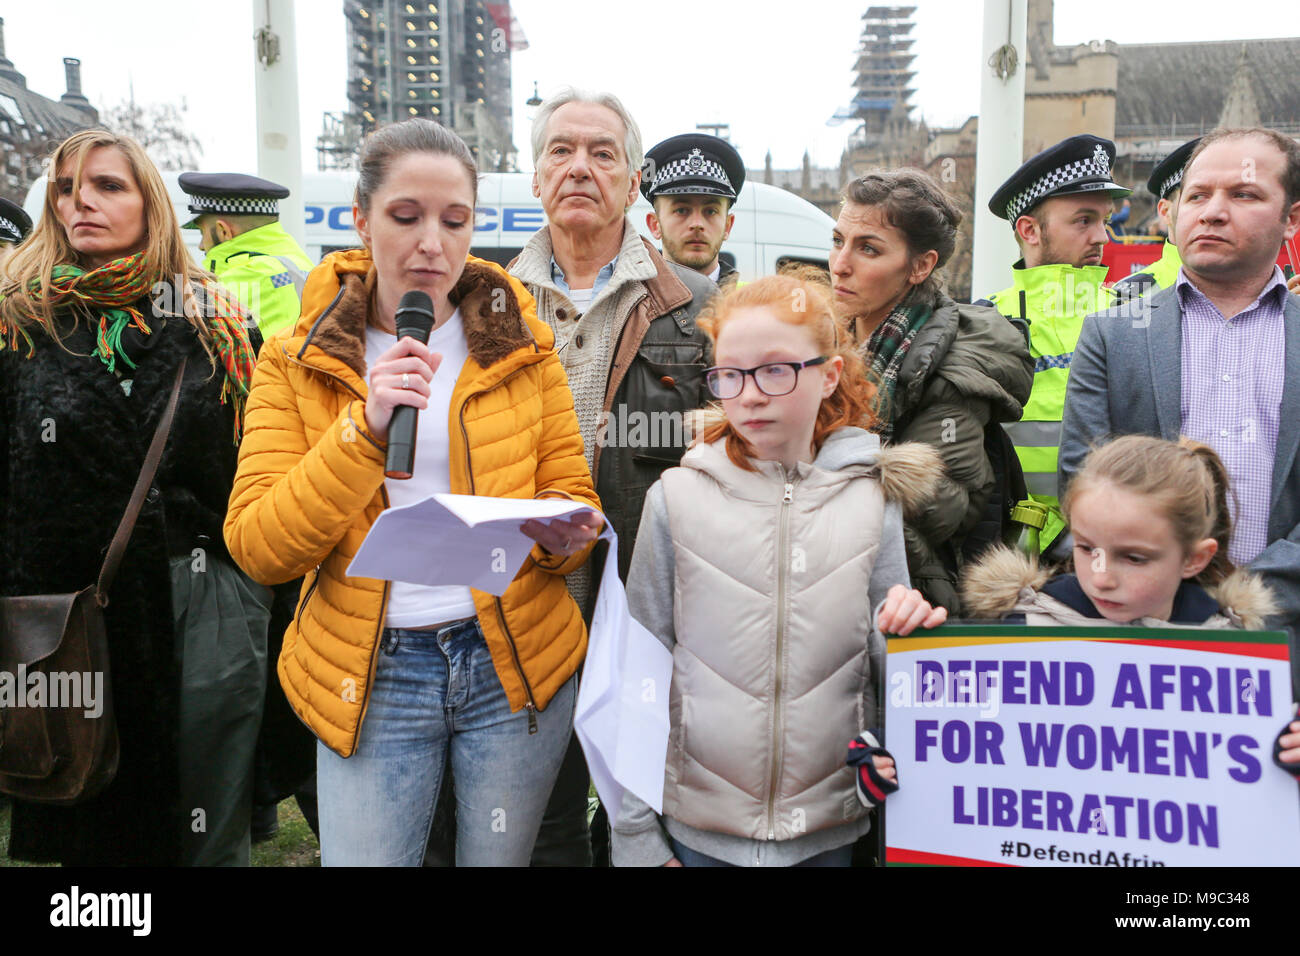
left=94, top=358, right=188, bottom=606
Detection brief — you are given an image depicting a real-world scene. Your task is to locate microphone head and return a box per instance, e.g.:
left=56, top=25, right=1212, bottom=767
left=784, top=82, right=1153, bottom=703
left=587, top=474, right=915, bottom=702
left=394, top=290, right=436, bottom=341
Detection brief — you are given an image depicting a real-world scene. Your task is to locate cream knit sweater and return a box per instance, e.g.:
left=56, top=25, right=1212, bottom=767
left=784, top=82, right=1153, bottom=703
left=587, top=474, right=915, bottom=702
left=510, top=219, right=660, bottom=608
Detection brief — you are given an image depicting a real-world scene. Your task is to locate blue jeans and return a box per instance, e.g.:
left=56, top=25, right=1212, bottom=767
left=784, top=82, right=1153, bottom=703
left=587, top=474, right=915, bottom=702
left=317, top=619, right=576, bottom=866
left=670, top=837, right=853, bottom=868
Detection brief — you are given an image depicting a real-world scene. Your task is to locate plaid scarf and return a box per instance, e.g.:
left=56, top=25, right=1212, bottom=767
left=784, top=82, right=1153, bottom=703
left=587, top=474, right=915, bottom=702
left=857, top=298, right=933, bottom=442
left=2, top=252, right=256, bottom=441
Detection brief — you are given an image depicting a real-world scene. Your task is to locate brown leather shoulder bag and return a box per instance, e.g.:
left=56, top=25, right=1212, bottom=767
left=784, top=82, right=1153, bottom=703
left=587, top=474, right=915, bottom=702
left=0, top=359, right=186, bottom=804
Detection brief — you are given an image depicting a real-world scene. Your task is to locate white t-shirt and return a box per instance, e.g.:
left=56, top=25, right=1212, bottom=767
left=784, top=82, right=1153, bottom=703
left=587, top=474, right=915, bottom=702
left=566, top=286, right=594, bottom=314
left=364, top=309, right=476, bottom=627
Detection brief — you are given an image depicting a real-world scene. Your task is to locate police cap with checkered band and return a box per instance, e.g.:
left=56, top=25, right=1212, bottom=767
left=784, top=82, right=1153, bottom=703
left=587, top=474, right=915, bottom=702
left=1146, top=138, right=1201, bottom=200
left=0, top=197, right=31, bottom=244
left=179, top=172, right=290, bottom=228
left=989, top=134, right=1130, bottom=224
left=640, top=133, right=745, bottom=206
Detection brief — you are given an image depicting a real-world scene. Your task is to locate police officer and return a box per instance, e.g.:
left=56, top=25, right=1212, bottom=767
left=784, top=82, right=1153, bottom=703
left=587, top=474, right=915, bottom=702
left=641, top=133, right=745, bottom=290
left=975, top=135, right=1131, bottom=558
left=179, top=173, right=313, bottom=339
left=0, top=196, right=32, bottom=249
left=181, top=175, right=320, bottom=843
left=1112, top=138, right=1200, bottom=303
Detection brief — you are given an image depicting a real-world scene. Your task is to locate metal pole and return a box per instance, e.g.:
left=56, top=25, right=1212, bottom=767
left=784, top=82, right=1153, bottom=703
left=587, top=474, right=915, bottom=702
left=971, top=0, right=1027, bottom=299
left=253, top=0, right=305, bottom=248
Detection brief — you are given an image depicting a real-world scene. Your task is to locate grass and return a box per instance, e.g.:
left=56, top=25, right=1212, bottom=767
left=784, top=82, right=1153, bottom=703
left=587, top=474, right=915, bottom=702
left=250, top=801, right=321, bottom=867
left=1, top=797, right=320, bottom=867
left=0, top=798, right=52, bottom=867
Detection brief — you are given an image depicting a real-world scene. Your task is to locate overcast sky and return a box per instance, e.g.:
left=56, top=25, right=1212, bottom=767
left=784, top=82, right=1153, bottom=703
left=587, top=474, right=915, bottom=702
left=3, top=0, right=1294, bottom=177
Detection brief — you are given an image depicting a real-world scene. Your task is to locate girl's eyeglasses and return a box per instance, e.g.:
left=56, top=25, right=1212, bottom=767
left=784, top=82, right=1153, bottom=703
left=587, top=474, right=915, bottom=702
left=705, top=356, right=829, bottom=400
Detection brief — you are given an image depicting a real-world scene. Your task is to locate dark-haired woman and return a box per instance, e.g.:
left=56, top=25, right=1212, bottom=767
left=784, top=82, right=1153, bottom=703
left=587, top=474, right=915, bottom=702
left=830, top=169, right=1033, bottom=613
left=224, top=118, right=602, bottom=866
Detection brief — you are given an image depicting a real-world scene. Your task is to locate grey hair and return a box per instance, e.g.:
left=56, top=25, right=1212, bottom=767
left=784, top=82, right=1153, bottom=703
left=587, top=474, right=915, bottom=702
left=530, top=87, right=644, bottom=175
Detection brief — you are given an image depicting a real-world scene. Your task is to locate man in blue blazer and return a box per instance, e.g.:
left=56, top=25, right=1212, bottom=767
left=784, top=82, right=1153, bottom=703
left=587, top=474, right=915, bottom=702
left=1061, top=127, right=1300, bottom=648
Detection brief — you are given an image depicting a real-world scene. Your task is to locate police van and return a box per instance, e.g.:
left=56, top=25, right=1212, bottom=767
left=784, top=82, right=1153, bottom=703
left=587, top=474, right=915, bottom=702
left=26, top=170, right=836, bottom=278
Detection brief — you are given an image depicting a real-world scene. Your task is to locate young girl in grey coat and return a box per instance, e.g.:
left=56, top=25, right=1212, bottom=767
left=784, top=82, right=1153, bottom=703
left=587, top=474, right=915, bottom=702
left=614, top=275, right=947, bottom=867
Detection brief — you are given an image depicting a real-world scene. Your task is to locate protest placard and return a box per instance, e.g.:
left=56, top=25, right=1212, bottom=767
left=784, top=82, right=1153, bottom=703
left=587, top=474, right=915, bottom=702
left=883, top=625, right=1300, bottom=866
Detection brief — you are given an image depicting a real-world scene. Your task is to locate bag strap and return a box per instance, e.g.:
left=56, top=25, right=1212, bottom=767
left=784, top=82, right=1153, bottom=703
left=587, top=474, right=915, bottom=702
left=94, top=358, right=189, bottom=606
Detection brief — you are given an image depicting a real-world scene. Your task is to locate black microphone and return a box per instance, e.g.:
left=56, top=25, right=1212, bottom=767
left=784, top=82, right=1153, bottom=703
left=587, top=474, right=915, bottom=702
left=384, top=290, right=436, bottom=480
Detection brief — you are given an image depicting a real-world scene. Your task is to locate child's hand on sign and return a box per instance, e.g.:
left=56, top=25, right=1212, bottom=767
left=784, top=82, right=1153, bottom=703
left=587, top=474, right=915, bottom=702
left=846, top=731, right=900, bottom=808
left=1273, top=715, right=1300, bottom=779
left=877, top=584, right=948, bottom=636
left=874, top=752, right=897, bottom=783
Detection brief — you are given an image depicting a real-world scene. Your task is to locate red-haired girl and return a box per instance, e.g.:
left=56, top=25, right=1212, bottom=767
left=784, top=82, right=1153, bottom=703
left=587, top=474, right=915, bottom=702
left=612, top=275, right=947, bottom=867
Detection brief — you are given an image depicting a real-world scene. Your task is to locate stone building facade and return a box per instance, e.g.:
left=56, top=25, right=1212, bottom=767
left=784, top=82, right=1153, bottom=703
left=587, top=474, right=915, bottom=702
left=0, top=17, right=100, bottom=204
left=749, top=0, right=1299, bottom=299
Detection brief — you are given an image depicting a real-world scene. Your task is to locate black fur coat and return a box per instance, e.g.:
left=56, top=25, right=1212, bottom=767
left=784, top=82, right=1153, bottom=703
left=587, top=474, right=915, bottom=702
left=0, top=294, right=254, bottom=865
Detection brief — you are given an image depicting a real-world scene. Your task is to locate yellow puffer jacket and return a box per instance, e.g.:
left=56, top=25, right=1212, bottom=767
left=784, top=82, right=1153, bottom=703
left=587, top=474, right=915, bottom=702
left=224, top=249, right=600, bottom=757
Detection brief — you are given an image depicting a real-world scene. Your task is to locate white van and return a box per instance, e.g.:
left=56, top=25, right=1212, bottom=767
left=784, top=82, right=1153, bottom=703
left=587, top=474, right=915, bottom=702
left=25, top=170, right=836, bottom=277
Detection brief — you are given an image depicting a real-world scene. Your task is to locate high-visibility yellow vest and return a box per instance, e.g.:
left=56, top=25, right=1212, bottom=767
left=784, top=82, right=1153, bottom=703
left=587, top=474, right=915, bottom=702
left=205, top=222, right=314, bottom=340
left=984, top=261, right=1113, bottom=549
left=1112, top=241, right=1182, bottom=302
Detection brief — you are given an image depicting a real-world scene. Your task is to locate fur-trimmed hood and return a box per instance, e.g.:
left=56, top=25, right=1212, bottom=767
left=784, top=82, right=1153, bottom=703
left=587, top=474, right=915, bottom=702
left=961, top=545, right=1279, bottom=630
left=225, top=247, right=598, bottom=760
left=680, top=418, right=944, bottom=518
left=960, top=545, right=1051, bottom=620
left=289, top=248, right=546, bottom=382
left=1207, top=571, right=1279, bottom=631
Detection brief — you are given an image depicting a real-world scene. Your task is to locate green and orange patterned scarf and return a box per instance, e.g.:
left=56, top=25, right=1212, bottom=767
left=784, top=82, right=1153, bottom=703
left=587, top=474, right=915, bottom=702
left=1, top=252, right=256, bottom=441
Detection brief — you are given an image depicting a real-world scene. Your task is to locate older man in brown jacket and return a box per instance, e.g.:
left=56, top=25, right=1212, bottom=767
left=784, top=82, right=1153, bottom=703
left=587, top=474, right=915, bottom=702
left=504, top=87, right=716, bottom=867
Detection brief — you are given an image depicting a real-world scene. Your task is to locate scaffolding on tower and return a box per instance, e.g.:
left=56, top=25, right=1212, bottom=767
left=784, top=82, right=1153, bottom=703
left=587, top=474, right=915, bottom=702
left=831, top=5, right=918, bottom=149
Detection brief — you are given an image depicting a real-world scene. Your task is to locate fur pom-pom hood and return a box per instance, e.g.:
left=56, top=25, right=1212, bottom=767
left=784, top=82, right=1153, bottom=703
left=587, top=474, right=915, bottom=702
left=961, top=545, right=1049, bottom=620
left=875, top=440, right=944, bottom=520
left=1207, top=569, right=1279, bottom=631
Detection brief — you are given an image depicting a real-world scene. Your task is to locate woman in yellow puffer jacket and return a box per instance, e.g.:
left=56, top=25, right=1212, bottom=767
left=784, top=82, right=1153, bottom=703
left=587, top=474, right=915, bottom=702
left=224, top=119, right=602, bottom=866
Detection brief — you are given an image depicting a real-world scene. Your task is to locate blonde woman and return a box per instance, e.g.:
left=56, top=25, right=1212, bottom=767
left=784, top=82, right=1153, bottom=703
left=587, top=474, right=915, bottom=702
left=0, top=130, right=265, bottom=865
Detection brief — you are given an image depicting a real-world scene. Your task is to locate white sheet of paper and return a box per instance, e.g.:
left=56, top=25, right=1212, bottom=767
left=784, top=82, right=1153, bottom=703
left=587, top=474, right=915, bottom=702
left=346, top=493, right=598, bottom=596
left=574, top=526, right=673, bottom=815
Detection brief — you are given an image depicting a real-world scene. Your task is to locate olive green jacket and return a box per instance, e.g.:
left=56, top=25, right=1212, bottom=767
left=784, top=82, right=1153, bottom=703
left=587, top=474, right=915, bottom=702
left=886, top=294, right=1033, bottom=613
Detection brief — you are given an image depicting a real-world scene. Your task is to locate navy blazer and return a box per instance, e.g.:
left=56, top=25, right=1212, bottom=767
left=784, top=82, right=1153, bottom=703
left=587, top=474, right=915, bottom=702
left=1059, top=283, right=1300, bottom=648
